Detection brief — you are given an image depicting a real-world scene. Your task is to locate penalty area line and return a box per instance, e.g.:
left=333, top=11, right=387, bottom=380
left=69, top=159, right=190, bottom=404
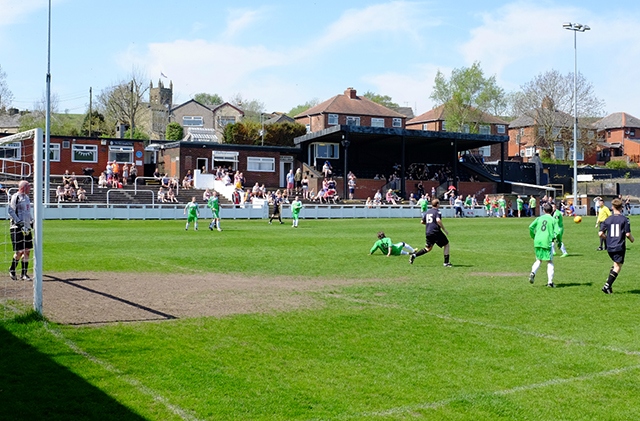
left=44, top=322, right=204, bottom=421
left=325, top=294, right=640, bottom=357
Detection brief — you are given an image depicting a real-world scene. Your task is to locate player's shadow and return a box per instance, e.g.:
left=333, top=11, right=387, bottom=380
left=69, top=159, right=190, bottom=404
left=624, top=289, right=640, bottom=295
left=555, top=282, right=593, bottom=288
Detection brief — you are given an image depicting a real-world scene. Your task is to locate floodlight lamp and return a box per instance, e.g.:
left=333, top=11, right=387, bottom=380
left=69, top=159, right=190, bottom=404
left=562, top=22, right=572, bottom=29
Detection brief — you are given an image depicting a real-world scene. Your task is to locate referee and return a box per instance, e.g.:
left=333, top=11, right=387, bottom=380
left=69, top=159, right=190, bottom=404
left=8, top=180, right=33, bottom=281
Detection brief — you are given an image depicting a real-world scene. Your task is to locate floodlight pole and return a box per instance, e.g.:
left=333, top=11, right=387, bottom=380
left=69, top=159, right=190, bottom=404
left=563, top=22, right=590, bottom=209
left=44, top=0, right=51, bottom=204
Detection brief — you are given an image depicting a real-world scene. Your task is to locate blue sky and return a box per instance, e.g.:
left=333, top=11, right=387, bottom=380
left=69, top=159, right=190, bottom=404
left=1, top=0, right=638, bottom=118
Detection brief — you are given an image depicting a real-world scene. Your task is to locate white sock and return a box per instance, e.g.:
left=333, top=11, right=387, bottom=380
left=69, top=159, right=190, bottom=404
left=404, top=243, right=415, bottom=253
left=560, top=243, right=567, bottom=254
left=531, top=260, right=541, bottom=274
left=547, top=262, right=554, bottom=284
left=551, top=243, right=556, bottom=254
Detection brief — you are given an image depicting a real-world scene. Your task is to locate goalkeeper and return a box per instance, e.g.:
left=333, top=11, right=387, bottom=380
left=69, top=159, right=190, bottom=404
left=8, top=180, right=33, bottom=281
left=369, top=231, right=415, bottom=257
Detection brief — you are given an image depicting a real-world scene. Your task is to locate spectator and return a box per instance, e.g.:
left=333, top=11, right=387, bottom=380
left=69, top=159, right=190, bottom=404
left=98, top=172, right=107, bottom=188
left=294, top=168, right=302, bottom=194
left=56, top=185, right=65, bottom=202
left=129, top=164, right=138, bottom=184
left=161, top=173, right=171, bottom=188
left=77, top=186, right=87, bottom=202
left=365, top=197, right=373, bottom=208
left=286, top=169, right=295, bottom=196
left=203, top=188, right=212, bottom=202
left=112, top=161, right=120, bottom=179
left=374, top=189, right=382, bottom=205
left=386, top=189, right=397, bottom=205
left=348, top=174, right=356, bottom=200
left=121, top=164, right=129, bottom=186
left=167, top=187, right=179, bottom=203
left=454, top=195, right=464, bottom=217
left=252, top=182, right=260, bottom=198
left=158, top=187, right=166, bottom=203
left=153, top=168, right=162, bottom=181
left=301, top=174, right=310, bottom=200
left=322, top=160, right=332, bottom=178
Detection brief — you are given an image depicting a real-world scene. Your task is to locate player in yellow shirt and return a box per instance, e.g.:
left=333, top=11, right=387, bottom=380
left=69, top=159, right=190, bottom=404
left=596, top=199, right=611, bottom=251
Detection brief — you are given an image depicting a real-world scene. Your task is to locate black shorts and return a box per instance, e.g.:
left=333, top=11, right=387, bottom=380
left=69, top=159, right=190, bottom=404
left=11, top=228, right=33, bottom=252
left=608, top=250, right=625, bottom=264
left=426, top=231, right=449, bottom=248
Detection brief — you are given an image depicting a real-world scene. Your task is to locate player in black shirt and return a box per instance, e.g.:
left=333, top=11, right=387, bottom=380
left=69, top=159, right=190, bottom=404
left=269, top=190, right=284, bottom=224
left=409, top=198, right=452, bottom=267
left=599, top=198, right=634, bottom=294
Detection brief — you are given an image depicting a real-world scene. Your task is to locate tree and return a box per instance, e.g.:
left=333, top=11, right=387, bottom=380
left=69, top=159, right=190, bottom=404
left=18, top=92, right=81, bottom=136
left=223, top=121, right=306, bottom=146
left=288, top=99, right=320, bottom=117
left=228, top=93, right=265, bottom=122
left=80, top=110, right=109, bottom=137
left=362, top=91, right=399, bottom=108
left=193, top=93, right=223, bottom=108
left=123, top=128, right=149, bottom=140
left=166, top=122, right=184, bottom=140
left=512, top=69, right=605, bottom=160
left=97, top=69, right=150, bottom=139
left=430, top=61, right=505, bottom=133
left=0, top=64, right=13, bottom=111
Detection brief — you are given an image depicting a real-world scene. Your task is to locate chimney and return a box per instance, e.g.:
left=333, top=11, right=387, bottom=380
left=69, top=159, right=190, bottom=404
left=8, top=108, right=19, bottom=116
left=344, top=87, right=357, bottom=99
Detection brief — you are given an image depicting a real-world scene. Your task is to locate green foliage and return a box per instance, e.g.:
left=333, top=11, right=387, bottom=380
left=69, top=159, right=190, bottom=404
left=287, top=99, right=320, bottom=117
left=122, top=128, right=150, bottom=140
left=165, top=122, right=183, bottom=140
left=430, top=61, right=505, bottom=133
left=4, top=217, right=640, bottom=420
left=19, top=111, right=82, bottom=136
left=605, top=160, right=630, bottom=170
left=264, top=122, right=307, bottom=146
left=223, top=121, right=260, bottom=145
left=223, top=121, right=305, bottom=146
left=80, top=110, right=110, bottom=137
left=362, top=91, right=399, bottom=108
left=193, top=92, right=223, bottom=107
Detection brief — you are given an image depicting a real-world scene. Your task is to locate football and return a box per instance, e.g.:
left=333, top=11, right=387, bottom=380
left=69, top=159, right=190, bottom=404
left=574, top=216, right=582, bottom=224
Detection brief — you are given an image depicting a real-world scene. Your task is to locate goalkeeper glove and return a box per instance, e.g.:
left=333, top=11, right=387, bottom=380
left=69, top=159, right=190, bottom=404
left=15, top=221, right=24, bottom=230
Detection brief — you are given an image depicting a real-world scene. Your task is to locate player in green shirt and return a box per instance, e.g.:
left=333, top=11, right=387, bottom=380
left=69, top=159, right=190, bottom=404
left=369, top=231, right=414, bottom=257
left=516, top=196, right=524, bottom=217
left=291, top=195, right=303, bottom=228
left=184, top=196, right=200, bottom=231
left=550, top=201, right=568, bottom=257
left=528, top=195, right=537, bottom=217
left=207, top=191, right=222, bottom=231
left=417, top=195, right=429, bottom=218
left=528, top=203, right=559, bottom=287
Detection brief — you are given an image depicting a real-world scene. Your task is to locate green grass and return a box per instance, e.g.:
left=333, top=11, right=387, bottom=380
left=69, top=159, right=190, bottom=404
left=3, top=216, right=640, bottom=420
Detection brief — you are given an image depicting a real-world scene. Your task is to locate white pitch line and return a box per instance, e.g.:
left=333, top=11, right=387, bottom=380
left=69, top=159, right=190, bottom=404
left=357, top=364, right=640, bottom=418
left=326, top=294, right=640, bottom=356
left=44, top=322, right=204, bottom=421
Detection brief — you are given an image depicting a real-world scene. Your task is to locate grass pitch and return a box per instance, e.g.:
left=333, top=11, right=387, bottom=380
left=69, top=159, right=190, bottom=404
left=3, top=215, right=640, bottom=420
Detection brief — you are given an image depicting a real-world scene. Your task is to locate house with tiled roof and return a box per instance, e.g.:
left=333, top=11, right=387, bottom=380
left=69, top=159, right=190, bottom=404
left=594, top=112, right=640, bottom=163
left=507, top=98, right=597, bottom=164
left=294, top=87, right=406, bottom=133
left=170, top=100, right=244, bottom=143
left=406, top=104, right=509, bottom=161
left=0, top=108, right=23, bottom=134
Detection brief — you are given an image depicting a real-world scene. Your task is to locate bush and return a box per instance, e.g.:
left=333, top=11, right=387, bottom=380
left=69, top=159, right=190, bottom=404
left=605, top=160, right=629, bottom=170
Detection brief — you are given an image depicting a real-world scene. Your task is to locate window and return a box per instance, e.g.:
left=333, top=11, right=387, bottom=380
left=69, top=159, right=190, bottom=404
left=441, top=121, right=447, bottom=132
left=62, top=140, right=70, bottom=149
left=0, top=142, right=21, bottom=160
left=392, top=118, right=402, bottom=128
left=247, top=157, right=275, bottom=172
left=49, top=143, right=60, bottom=162
left=570, top=146, right=584, bottom=161
left=554, top=143, right=565, bottom=160
left=212, top=151, right=239, bottom=171
left=371, top=118, right=385, bottom=128
left=629, top=130, right=635, bottom=137
left=462, top=124, right=470, bottom=133
left=479, top=125, right=491, bottom=135
left=72, top=144, right=98, bottom=163
left=328, top=114, right=339, bottom=125
left=525, top=146, right=535, bottom=157
left=538, top=127, right=546, bottom=137
left=346, top=116, right=360, bottom=126
left=183, top=116, right=203, bottom=127
left=109, top=146, right=134, bottom=163
left=497, top=125, right=506, bottom=134
left=218, top=116, right=235, bottom=127
left=588, top=130, right=595, bottom=139
left=422, top=123, right=428, bottom=130
left=478, top=146, right=491, bottom=156
left=552, top=127, right=561, bottom=138
left=314, top=143, right=339, bottom=159
left=305, top=124, right=311, bottom=133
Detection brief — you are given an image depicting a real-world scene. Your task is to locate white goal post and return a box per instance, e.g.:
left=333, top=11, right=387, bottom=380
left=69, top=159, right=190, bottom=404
left=0, top=128, right=43, bottom=314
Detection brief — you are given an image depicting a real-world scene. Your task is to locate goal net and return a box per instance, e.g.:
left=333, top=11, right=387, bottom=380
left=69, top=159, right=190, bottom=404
left=0, top=128, right=43, bottom=320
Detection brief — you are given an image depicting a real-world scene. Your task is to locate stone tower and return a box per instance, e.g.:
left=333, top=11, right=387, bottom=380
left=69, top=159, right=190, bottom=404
left=149, top=80, right=173, bottom=139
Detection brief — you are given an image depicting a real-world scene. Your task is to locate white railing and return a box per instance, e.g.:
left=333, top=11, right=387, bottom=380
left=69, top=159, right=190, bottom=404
left=107, top=188, right=155, bottom=205
left=133, top=176, right=179, bottom=196
left=50, top=174, right=94, bottom=194
left=0, top=158, right=32, bottom=178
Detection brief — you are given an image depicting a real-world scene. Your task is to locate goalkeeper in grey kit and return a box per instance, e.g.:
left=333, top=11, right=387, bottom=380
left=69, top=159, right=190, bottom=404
left=8, top=180, right=33, bottom=280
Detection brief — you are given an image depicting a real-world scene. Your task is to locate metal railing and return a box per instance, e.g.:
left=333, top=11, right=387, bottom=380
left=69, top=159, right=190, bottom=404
left=107, top=188, right=155, bottom=205
left=0, top=158, right=32, bottom=178
left=134, top=176, right=179, bottom=196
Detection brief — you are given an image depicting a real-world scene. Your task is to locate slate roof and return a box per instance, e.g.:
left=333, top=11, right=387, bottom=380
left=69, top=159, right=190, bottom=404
left=408, top=104, right=508, bottom=125
left=0, top=112, right=21, bottom=132
left=508, top=109, right=592, bottom=129
left=295, top=88, right=405, bottom=119
left=593, top=112, right=640, bottom=130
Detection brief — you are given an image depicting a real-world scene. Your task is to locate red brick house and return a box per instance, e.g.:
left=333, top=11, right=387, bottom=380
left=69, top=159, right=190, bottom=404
left=406, top=104, right=509, bottom=161
left=294, top=87, right=406, bottom=133
left=593, top=112, right=640, bottom=163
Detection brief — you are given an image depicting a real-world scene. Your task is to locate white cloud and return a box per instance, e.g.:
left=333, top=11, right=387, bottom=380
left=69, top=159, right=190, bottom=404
left=0, top=0, right=48, bottom=26
left=314, top=1, right=434, bottom=49
left=221, top=7, right=265, bottom=39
